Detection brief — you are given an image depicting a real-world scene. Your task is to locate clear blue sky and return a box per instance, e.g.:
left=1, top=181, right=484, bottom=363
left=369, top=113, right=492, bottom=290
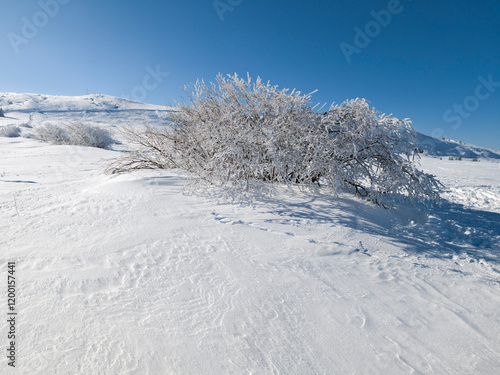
left=2, top=0, right=499, bottom=149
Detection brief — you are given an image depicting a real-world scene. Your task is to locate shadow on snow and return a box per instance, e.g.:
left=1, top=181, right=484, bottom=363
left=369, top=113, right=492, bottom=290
left=251, top=190, right=500, bottom=264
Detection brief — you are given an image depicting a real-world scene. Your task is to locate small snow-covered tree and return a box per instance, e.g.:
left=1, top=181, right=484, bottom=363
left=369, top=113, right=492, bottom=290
left=109, top=74, right=442, bottom=206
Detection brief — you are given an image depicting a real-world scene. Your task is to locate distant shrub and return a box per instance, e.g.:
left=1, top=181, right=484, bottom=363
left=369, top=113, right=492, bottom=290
left=64, top=123, right=115, bottom=148
left=35, top=124, right=69, bottom=144
left=35, top=123, right=114, bottom=148
left=0, top=125, right=21, bottom=138
left=472, top=158, right=479, bottom=162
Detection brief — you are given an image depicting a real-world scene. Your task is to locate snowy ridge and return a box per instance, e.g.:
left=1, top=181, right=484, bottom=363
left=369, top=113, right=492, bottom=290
left=0, top=92, right=170, bottom=112
left=416, top=132, right=500, bottom=160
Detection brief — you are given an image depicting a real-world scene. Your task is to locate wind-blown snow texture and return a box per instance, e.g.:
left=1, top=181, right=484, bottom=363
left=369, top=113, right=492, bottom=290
left=1, top=93, right=499, bottom=374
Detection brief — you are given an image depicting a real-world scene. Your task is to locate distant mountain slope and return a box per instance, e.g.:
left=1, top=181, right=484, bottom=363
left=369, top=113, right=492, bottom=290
left=0, top=92, right=170, bottom=112
left=415, top=132, right=500, bottom=160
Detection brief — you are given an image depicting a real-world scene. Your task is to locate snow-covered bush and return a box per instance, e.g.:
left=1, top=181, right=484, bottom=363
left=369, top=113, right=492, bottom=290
left=35, top=124, right=70, bottom=144
left=35, top=123, right=115, bottom=148
left=0, top=125, right=21, bottom=138
left=64, top=123, right=115, bottom=148
left=109, top=74, right=442, bottom=206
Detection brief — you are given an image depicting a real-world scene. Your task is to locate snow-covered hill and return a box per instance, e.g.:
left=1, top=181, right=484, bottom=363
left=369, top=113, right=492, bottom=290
left=1, top=93, right=500, bottom=374
left=0, top=92, right=168, bottom=112
left=416, top=132, right=500, bottom=160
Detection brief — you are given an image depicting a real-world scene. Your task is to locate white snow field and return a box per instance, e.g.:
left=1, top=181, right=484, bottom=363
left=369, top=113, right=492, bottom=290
left=1, top=93, right=500, bottom=374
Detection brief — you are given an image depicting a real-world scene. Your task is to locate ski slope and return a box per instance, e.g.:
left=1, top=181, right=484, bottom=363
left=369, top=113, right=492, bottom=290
left=1, top=93, right=499, bottom=374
